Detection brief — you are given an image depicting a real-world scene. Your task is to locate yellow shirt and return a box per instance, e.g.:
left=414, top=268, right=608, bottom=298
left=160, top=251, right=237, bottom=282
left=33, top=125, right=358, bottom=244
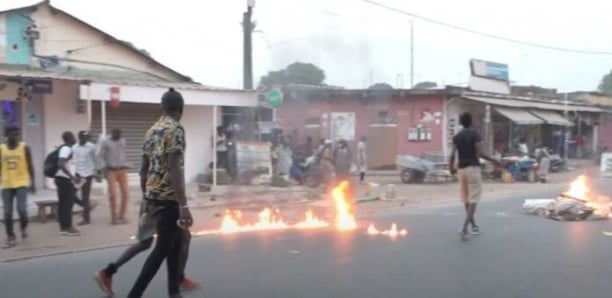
left=1, top=142, right=31, bottom=189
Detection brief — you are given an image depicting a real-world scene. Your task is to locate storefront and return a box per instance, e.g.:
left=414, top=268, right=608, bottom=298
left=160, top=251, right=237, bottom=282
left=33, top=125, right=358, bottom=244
left=446, top=92, right=603, bottom=157
left=91, top=102, right=160, bottom=172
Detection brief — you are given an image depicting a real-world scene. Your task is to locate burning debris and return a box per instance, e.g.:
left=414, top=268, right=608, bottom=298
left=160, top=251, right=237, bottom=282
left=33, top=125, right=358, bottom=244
left=522, top=175, right=611, bottom=221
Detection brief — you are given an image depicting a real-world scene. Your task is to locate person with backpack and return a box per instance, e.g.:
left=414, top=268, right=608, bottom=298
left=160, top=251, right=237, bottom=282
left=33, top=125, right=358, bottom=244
left=1, top=126, right=36, bottom=249
left=48, top=131, right=80, bottom=236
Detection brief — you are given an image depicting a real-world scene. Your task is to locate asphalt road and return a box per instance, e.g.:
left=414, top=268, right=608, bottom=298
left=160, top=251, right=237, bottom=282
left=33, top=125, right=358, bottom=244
left=1, top=180, right=611, bottom=298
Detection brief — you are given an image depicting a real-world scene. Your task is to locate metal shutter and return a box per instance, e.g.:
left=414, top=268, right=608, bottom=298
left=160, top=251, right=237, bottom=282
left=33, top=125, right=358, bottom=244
left=91, top=101, right=160, bottom=173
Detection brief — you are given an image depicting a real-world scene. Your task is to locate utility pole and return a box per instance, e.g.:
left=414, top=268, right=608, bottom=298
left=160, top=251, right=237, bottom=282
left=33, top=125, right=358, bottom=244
left=238, top=0, right=255, bottom=141
left=243, top=0, right=254, bottom=89
left=409, top=21, right=414, bottom=88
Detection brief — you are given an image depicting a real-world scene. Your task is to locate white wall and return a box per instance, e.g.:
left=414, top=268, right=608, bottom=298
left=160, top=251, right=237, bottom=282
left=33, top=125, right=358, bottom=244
left=32, top=4, right=182, bottom=81
left=182, top=106, right=215, bottom=183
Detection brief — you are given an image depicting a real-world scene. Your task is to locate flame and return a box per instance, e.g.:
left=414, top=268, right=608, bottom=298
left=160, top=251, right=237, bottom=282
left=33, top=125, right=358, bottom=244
left=367, top=223, right=408, bottom=238
left=332, top=180, right=357, bottom=231
left=561, top=175, right=611, bottom=218
left=188, top=180, right=408, bottom=238
left=295, top=209, right=329, bottom=229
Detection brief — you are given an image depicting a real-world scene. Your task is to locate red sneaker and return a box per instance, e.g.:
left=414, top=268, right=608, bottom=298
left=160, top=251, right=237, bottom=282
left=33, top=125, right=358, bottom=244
left=94, top=270, right=114, bottom=296
left=180, top=277, right=201, bottom=291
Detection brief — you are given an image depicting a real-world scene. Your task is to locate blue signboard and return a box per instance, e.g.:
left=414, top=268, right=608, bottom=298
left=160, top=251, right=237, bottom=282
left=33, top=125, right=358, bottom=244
left=470, top=59, right=509, bottom=82
left=484, top=62, right=509, bottom=81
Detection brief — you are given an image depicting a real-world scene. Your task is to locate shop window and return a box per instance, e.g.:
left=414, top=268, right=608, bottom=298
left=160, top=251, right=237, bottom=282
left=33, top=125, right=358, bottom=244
left=408, top=126, right=432, bottom=142
left=371, top=110, right=396, bottom=124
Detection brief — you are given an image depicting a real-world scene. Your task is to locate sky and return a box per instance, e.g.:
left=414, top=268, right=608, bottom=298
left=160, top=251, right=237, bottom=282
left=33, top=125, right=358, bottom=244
left=3, top=0, right=612, bottom=91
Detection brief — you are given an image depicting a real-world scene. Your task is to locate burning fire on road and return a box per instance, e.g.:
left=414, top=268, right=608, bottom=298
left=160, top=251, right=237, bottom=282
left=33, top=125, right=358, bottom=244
left=194, top=180, right=408, bottom=239
left=523, top=175, right=611, bottom=221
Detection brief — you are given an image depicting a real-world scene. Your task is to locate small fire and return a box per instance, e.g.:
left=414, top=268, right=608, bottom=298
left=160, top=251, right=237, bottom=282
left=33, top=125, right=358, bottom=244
left=562, top=175, right=611, bottom=218
left=332, top=180, right=358, bottom=231
left=367, top=223, right=408, bottom=239
left=216, top=208, right=288, bottom=234
left=295, top=209, right=329, bottom=229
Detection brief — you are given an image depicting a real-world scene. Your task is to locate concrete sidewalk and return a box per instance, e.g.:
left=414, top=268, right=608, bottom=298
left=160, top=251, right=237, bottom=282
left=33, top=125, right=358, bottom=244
left=0, top=163, right=601, bottom=262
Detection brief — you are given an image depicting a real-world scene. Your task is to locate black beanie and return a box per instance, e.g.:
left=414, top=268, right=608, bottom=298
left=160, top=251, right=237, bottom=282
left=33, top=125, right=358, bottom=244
left=162, top=88, right=184, bottom=111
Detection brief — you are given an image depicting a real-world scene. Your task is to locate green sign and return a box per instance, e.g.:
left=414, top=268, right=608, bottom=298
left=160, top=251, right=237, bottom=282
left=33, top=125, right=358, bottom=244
left=266, top=88, right=283, bottom=108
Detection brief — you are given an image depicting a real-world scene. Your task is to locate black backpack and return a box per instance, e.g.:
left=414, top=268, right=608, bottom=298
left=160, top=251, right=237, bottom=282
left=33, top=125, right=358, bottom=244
left=43, top=145, right=67, bottom=178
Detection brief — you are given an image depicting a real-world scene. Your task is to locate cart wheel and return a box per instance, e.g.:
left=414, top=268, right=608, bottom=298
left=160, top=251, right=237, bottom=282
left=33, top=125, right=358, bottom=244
left=401, top=169, right=424, bottom=184
left=401, top=169, right=414, bottom=184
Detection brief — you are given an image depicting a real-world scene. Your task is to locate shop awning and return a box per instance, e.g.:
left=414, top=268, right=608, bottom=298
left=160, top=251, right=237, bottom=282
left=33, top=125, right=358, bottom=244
left=462, top=95, right=604, bottom=112
left=494, top=107, right=544, bottom=125
left=529, top=110, right=574, bottom=127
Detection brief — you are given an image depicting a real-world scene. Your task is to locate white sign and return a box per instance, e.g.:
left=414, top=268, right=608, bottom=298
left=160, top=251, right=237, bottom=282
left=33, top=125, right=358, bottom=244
left=235, top=141, right=272, bottom=176
left=331, top=112, right=356, bottom=141
left=26, top=113, right=39, bottom=125
left=601, top=153, right=612, bottom=178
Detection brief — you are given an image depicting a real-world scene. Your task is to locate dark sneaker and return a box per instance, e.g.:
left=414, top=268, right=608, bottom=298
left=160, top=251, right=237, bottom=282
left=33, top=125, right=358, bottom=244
left=471, top=226, right=481, bottom=236
left=60, top=227, right=80, bottom=236
left=458, top=229, right=469, bottom=241
left=21, top=228, right=28, bottom=240
left=2, top=237, right=17, bottom=249
left=180, top=277, right=201, bottom=291
left=94, top=270, right=114, bottom=296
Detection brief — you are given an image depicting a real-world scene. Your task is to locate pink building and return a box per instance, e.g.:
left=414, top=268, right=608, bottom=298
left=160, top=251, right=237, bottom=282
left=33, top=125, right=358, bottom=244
left=275, top=88, right=447, bottom=169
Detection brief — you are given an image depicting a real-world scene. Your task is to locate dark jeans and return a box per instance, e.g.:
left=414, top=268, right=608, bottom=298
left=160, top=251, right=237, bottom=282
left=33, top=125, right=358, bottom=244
left=2, top=187, right=28, bottom=239
left=106, top=227, right=191, bottom=283
left=75, top=176, right=93, bottom=222
left=54, top=177, right=77, bottom=231
left=128, top=206, right=184, bottom=297
left=216, top=151, right=227, bottom=169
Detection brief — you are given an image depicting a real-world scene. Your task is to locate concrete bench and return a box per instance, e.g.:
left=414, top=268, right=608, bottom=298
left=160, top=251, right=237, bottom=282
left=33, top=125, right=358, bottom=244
left=35, top=200, right=58, bottom=223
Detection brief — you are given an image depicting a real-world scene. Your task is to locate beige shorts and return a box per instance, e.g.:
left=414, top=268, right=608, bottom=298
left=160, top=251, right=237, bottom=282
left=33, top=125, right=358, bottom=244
left=458, top=166, right=483, bottom=204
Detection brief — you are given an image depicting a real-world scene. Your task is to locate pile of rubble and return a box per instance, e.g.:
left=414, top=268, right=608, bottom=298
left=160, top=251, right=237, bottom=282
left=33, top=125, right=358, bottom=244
left=522, top=175, right=611, bottom=221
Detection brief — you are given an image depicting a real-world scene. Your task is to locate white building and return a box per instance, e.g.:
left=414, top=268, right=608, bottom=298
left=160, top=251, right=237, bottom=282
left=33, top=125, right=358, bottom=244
left=0, top=1, right=256, bottom=189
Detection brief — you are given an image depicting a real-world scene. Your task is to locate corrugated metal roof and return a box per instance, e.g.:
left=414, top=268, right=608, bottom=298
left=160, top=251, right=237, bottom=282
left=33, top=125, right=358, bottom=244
left=494, top=107, right=544, bottom=125
left=529, top=110, right=574, bottom=127
left=0, top=66, right=251, bottom=92
left=463, top=95, right=603, bottom=112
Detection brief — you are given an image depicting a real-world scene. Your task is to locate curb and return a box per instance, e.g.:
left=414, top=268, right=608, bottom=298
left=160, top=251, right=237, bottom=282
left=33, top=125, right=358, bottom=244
left=0, top=241, right=133, bottom=264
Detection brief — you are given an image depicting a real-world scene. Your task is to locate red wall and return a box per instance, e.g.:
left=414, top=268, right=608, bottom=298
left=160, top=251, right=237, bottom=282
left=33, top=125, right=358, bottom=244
left=276, top=93, right=445, bottom=157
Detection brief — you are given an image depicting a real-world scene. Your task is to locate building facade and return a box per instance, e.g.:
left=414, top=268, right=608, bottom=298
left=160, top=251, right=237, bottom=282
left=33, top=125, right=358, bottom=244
left=275, top=88, right=447, bottom=169
left=0, top=1, right=256, bottom=189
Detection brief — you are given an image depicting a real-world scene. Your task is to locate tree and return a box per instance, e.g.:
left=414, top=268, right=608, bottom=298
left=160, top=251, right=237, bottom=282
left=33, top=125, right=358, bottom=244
left=598, top=70, right=612, bottom=94
left=413, top=81, right=438, bottom=89
left=259, top=62, right=326, bottom=87
left=368, top=83, right=394, bottom=90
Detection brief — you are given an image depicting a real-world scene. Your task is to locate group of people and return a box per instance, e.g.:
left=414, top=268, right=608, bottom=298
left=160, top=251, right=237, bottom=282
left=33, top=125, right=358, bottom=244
left=51, top=128, right=131, bottom=236
left=281, top=135, right=368, bottom=187
left=1, top=126, right=131, bottom=246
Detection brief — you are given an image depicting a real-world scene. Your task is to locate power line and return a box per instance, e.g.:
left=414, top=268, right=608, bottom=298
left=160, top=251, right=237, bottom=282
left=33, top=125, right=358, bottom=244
left=361, top=0, right=612, bottom=56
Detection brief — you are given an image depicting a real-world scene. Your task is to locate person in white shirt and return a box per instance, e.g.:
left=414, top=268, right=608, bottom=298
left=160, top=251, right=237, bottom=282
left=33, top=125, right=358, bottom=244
left=72, top=131, right=101, bottom=225
left=358, top=136, right=367, bottom=184
left=55, top=131, right=80, bottom=236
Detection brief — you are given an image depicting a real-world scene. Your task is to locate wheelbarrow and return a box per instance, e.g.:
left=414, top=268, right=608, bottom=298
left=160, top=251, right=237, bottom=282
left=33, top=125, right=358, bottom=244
left=396, top=154, right=452, bottom=184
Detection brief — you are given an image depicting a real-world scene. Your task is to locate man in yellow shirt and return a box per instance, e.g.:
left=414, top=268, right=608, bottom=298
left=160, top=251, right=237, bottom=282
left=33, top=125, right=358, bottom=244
left=1, top=126, right=35, bottom=249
